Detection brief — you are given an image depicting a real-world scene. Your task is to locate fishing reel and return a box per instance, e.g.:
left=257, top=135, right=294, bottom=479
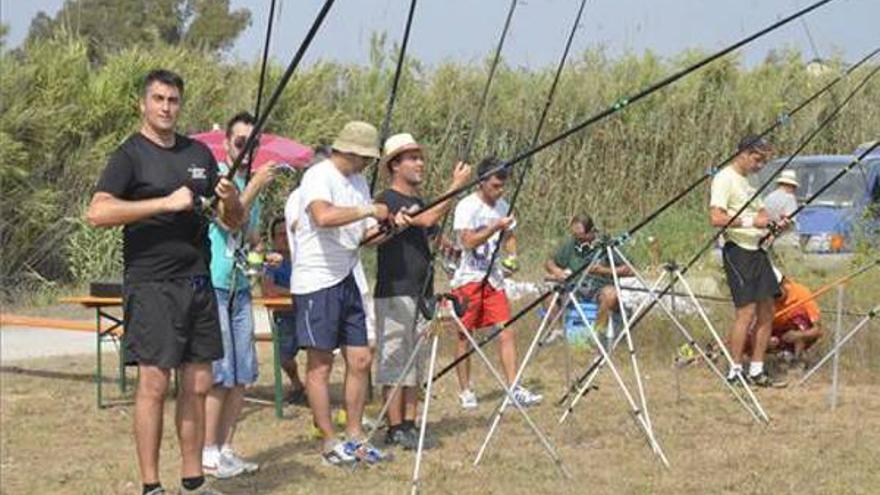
left=233, top=247, right=268, bottom=281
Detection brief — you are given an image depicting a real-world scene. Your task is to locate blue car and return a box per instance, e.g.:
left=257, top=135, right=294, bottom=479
left=754, top=144, right=880, bottom=253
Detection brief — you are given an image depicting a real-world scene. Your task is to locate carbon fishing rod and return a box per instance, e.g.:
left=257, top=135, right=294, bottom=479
left=368, top=0, right=419, bottom=195
left=365, top=0, right=839, bottom=247
left=762, top=140, right=880, bottom=246
left=474, top=0, right=590, bottom=307
left=625, top=47, right=880, bottom=238
left=558, top=63, right=880, bottom=406
left=245, top=0, right=278, bottom=186
left=203, top=0, right=336, bottom=211
left=776, top=258, right=879, bottom=320
left=425, top=0, right=840, bottom=383
left=459, top=0, right=520, bottom=162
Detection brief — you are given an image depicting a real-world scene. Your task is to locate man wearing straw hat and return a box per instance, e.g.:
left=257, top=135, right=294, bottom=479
left=764, top=169, right=800, bottom=223
left=291, top=121, right=398, bottom=466
left=373, top=133, right=471, bottom=449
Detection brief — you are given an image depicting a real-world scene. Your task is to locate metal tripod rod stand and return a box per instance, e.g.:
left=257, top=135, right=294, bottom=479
left=607, top=244, right=657, bottom=435
left=450, top=306, right=573, bottom=478
left=612, top=249, right=766, bottom=424
left=411, top=316, right=442, bottom=495
left=472, top=289, right=562, bottom=466
left=670, top=267, right=771, bottom=423
left=558, top=266, right=667, bottom=422
left=473, top=253, right=603, bottom=466
left=563, top=287, right=671, bottom=467
left=795, top=305, right=879, bottom=387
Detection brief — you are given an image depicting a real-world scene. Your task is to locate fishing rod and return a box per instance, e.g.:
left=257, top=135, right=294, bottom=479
left=775, top=258, right=879, bottom=320
left=762, top=140, right=880, bottom=246
left=558, top=63, right=880, bottom=405
left=201, top=0, right=336, bottom=212
left=424, top=0, right=842, bottom=383
left=369, top=0, right=419, bottom=195
left=474, top=0, right=590, bottom=306
left=363, top=0, right=839, bottom=247
left=460, top=0, right=520, bottom=162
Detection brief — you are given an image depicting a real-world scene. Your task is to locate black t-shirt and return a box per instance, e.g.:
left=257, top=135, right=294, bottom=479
left=375, top=189, right=438, bottom=298
left=95, top=132, right=218, bottom=283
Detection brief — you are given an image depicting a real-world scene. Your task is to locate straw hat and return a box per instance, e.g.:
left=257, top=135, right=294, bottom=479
left=776, top=170, right=799, bottom=188
left=379, top=133, right=424, bottom=169
left=331, top=121, right=380, bottom=159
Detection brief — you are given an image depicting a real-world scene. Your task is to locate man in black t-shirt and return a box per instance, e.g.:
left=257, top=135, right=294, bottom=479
left=88, top=69, right=243, bottom=495
left=373, top=133, right=471, bottom=449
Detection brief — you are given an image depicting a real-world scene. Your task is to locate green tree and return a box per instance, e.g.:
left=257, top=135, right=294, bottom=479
left=25, top=0, right=251, bottom=59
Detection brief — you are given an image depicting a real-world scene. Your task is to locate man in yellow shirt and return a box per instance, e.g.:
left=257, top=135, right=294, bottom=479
left=709, top=135, right=790, bottom=386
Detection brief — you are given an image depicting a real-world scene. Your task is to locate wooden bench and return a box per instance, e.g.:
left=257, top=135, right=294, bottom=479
left=60, top=295, right=292, bottom=417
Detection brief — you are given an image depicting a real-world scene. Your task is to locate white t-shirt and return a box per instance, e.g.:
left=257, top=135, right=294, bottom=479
left=451, top=192, right=514, bottom=289
left=763, top=188, right=798, bottom=223
left=284, top=188, right=302, bottom=290
left=290, top=159, right=376, bottom=294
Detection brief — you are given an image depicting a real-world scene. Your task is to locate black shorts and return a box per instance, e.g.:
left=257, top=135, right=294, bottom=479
left=123, top=276, right=223, bottom=369
left=721, top=242, right=780, bottom=308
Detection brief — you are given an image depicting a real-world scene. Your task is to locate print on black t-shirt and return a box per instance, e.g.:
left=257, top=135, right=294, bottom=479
left=95, top=133, right=219, bottom=282
left=374, top=189, right=439, bottom=298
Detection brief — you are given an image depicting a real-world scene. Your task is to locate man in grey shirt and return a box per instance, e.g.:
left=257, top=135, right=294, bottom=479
left=764, top=170, right=799, bottom=222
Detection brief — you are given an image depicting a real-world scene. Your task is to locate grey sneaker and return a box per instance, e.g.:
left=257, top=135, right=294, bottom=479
left=221, top=449, right=259, bottom=474
left=203, top=451, right=245, bottom=479
left=180, top=480, right=227, bottom=494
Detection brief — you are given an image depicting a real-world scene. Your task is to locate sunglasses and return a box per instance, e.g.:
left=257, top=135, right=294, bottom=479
left=233, top=135, right=261, bottom=150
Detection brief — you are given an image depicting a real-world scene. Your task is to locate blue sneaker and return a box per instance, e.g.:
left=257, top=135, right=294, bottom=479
left=344, top=440, right=393, bottom=464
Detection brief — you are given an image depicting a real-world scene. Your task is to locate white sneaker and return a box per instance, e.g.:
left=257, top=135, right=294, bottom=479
left=459, top=389, right=478, bottom=409
left=221, top=448, right=259, bottom=474
left=512, top=386, right=543, bottom=407
left=203, top=450, right=245, bottom=479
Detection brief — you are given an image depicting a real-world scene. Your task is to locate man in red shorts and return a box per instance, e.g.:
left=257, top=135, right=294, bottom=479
left=450, top=157, right=542, bottom=410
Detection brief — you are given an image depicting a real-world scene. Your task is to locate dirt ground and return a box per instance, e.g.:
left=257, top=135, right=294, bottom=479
left=2, top=305, right=879, bottom=495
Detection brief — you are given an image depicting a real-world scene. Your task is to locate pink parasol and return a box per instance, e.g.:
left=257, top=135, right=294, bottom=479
left=191, top=130, right=314, bottom=171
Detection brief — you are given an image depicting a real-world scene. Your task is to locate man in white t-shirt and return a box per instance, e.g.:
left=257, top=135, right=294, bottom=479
left=450, top=157, right=542, bottom=410
left=289, top=121, right=399, bottom=466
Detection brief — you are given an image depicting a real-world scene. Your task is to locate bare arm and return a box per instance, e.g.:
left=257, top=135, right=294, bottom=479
left=309, top=200, right=388, bottom=229
left=87, top=189, right=189, bottom=228
left=545, top=259, right=568, bottom=280
left=503, top=231, right=517, bottom=256
left=709, top=206, right=770, bottom=228
left=409, top=161, right=473, bottom=228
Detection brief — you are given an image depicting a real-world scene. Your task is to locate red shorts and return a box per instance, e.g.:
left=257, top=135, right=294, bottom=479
left=451, top=282, right=511, bottom=334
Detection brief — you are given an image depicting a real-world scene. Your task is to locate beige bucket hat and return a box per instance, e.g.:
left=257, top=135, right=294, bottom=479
left=776, top=170, right=799, bottom=188
left=379, top=133, right=425, bottom=169
left=332, top=121, right=380, bottom=159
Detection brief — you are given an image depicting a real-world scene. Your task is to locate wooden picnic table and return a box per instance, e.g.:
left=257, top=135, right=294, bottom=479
left=60, top=295, right=292, bottom=417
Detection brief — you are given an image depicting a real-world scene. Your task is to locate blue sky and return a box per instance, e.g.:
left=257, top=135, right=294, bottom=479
left=1, top=0, right=877, bottom=68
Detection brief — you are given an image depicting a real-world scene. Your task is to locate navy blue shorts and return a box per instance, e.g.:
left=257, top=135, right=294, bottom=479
left=294, top=274, right=368, bottom=351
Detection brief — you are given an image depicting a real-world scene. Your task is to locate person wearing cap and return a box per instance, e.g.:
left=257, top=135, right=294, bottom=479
left=373, top=133, right=471, bottom=449
left=290, top=121, right=401, bottom=466
left=764, top=170, right=800, bottom=223
left=450, top=157, right=543, bottom=410
left=709, top=134, right=791, bottom=387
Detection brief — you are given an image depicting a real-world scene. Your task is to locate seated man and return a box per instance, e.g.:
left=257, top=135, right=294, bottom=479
left=769, top=276, right=823, bottom=361
left=544, top=214, right=631, bottom=335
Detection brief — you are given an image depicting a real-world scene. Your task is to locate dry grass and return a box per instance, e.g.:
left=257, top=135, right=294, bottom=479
left=2, top=302, right=879, bottom=495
